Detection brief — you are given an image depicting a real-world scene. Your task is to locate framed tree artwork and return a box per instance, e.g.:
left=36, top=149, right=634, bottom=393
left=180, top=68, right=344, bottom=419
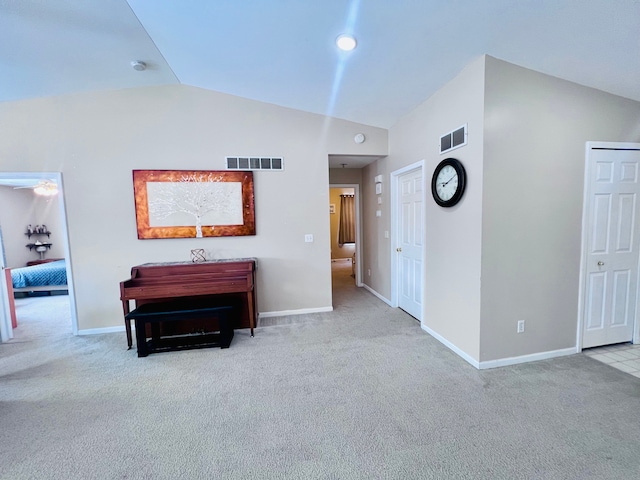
left=132, top=170, right=256, bottom=239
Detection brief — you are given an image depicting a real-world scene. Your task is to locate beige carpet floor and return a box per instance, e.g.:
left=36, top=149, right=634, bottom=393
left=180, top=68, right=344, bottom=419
left=2, top=265, right=640, bottom=479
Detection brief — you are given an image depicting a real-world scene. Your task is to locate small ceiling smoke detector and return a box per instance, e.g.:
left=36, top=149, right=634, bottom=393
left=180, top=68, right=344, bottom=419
left=336, top=34, right=357, bottom=51
left=131, top=60, right=147, bottom=71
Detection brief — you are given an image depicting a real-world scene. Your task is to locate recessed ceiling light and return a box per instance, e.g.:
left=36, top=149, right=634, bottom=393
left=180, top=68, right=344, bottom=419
left=336, top=34, right=357, bottom=51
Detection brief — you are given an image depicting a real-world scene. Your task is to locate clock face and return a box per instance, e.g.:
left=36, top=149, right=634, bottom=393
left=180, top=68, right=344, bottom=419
left=431, top=158, right=466, bottom=207
left=435, top=165, right=458, bottom=202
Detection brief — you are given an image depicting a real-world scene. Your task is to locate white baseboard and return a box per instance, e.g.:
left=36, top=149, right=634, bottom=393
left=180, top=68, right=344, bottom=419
left=259, top=306, right=333, bottom=319
left=478, top=347, right=578, bottom=370
left=421, top=324, right=481, bottom=368
left=77, top=306, right=337, bottom=334
left=362, top=284, right=392, bottom=306
left=78, top=325, right=128, bottom=335
left=420, top=323, right=578, bottom=369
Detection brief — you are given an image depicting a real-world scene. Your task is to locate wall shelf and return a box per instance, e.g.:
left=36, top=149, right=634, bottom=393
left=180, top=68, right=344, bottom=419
left=25, top=231, right=51, bottom=238
left=26, top=243, right=52, bottom=251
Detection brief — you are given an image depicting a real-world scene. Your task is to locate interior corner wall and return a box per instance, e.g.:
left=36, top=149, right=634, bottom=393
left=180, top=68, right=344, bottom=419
left=0, top=187, right=65, bottom=266
left=480, top=56, right=640, bottom=362
left=0, top=85, right=387, bottom=330
left=367, top=55, right=486, bottom=362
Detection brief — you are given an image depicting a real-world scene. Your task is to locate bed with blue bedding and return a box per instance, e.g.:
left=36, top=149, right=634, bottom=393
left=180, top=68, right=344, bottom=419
left=4, top=259, right=68, bottom=329
left=10, top=259, right=68, bottom=292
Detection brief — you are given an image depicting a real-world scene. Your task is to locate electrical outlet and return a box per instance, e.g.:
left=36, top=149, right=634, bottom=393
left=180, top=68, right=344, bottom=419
left=367, top=269, right=371, bottom=276
left=304, top=234, right=313, bottom=243
left=517, top=320, right=525, bottom=333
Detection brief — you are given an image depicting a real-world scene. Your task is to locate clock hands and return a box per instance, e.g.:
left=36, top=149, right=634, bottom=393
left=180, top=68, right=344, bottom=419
left=440, top=174, right=456, bottom=187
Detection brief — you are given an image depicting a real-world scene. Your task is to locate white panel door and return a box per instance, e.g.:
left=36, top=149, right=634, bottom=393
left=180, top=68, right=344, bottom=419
left=397, top=169, right=423, bottom=319
left=583, top=147, right=640, bottom=348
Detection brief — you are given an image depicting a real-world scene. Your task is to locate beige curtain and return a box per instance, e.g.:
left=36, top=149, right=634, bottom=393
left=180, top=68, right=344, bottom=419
left=338, top=194, right=355, bottom=246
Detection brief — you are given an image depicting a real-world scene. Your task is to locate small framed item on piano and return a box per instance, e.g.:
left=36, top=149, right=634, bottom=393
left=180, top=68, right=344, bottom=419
left=132, top=170, right=256, bottom=239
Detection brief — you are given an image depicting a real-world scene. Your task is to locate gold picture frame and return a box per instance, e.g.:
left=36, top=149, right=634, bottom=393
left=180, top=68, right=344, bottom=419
left=132, top=170, right=256, bottom=239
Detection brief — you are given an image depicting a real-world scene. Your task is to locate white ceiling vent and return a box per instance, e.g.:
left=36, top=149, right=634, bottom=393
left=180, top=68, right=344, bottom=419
left=226, top=156, right=284, bottom=171
left=440, top=124, right=467, bottom=154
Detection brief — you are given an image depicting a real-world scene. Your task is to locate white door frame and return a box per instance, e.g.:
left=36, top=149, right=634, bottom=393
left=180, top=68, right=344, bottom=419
left=390, top=159, right=426, bottom=320
left=577, top=142, right=640, bottom=350
left=0, top=225, right=12, bottom=341
left=0, top=172, right=78, bottom=339
left=330, top=183, right=362, bottom=286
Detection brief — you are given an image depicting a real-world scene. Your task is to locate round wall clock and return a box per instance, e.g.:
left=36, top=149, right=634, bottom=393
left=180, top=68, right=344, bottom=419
left=431, top=158, right=466, bottom=207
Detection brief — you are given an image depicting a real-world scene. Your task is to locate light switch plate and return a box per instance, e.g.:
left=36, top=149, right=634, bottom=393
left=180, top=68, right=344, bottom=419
left=304, top=234, right=313, bottom=242
left=376, top=210, right=382, bottom=217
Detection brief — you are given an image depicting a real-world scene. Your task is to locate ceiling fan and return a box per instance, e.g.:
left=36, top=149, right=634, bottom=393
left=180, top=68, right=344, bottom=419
left=13, top=180, right=59, bottom=196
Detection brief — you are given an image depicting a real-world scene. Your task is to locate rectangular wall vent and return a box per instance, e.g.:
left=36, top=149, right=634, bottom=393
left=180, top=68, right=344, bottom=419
left=440, top=124, right=467, bottom=154
left=226, top=156, right=284, bottom=171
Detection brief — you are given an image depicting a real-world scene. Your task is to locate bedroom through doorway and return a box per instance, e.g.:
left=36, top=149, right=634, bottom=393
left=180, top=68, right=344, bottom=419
left=329, top=184, right=362, bottom=311
left=0, top=172, right=76, bottom=342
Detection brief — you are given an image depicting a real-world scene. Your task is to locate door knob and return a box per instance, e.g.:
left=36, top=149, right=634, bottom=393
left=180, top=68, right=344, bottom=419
left=396, top=248, right=402, bottom=252
left=597, top=261, right=605, bottom=266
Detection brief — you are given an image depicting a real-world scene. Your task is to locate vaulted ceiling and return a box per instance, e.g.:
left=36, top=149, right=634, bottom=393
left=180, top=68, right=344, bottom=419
left=1, top=1, right=638, bottom=129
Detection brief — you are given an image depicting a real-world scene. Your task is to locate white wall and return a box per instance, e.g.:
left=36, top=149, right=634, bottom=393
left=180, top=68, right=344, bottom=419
left=0, top=85, right=388, bottom=331
left=366, top=56, right=486, bottom=360
left=329, top=168, right=363, bottom=186
left=367, top=54, right=640, bottom=367
left=480, top=56, right=640, bottom=362
left=0, top=186, right=65, bottom=266
left=4, top=54, right=638, bottom=367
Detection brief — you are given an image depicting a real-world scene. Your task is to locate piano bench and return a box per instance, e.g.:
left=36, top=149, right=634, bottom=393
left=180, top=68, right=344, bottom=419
left=125, top=302, right=234, bottom=358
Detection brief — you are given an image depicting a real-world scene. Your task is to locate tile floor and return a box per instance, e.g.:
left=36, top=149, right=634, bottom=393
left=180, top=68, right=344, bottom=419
left=583, top=343, right=640, bottom=378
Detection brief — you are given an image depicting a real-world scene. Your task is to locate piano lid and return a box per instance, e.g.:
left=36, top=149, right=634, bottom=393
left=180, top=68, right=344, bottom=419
left=139, top=258, right=257, bottom=268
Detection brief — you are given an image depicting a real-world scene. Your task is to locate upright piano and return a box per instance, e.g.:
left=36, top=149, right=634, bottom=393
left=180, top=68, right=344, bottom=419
left=119, top=258, right=257, bottom=349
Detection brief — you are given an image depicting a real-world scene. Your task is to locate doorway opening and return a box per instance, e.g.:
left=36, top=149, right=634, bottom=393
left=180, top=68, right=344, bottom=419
left=329, top=184, right=361, bottom=309
left=0, top=172, right=77, bottom=342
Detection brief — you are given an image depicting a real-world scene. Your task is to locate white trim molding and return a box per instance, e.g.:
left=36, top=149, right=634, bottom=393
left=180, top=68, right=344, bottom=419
left=421, top=324, right=480, bottom=368
left=258, top=306, right=333, bottom=319
left=478, top=347, right=578, bottom=370
left=362, top=284, right=392, bottom=306
left=390, top=160, right=426, bottom=317
left=330, top=183, right=362, bottom=287
left=78, top=325, right=128, bottom=335
left=421, top=323, right=578, bottom=369
left=79, top=307, right=336, bottom=335
left=0, top=171, right=79, bottom=339
left=577, top=141, right=640, bottom=351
